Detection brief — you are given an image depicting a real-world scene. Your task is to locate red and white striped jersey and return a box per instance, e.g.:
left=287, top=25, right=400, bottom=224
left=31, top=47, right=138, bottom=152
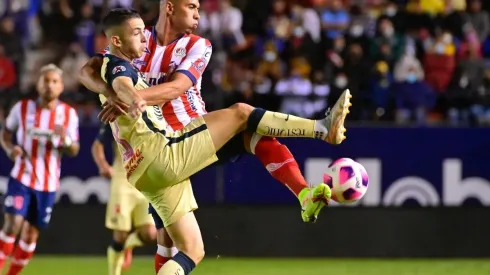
left=5, top=99, right=80, bottom=192
left=100, top=26, right=212, bottom=131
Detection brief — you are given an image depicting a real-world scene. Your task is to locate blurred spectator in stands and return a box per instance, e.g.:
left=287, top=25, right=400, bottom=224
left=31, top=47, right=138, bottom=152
left=446, top=38, right=485, bottom=125
left=0, top=16, right=24, bottom=79
left=321, top=0, right=349, bottom=42
left=0, top=44, right=17, bottom=118
left=291, top=2, right=321, bottom=44
left=218, top=0, right=246, bottom=54
left=75, top=1, right=96, bottom=56
left=38, top=0, right=76, bottom=45
left=404, top=0, right=437, bottom=36
left=345, top=5, right=371, bottom=50
left=436, top=0, right=470, bottom=40
left=423, top=31, right=456, bottom=93
left=470, top=67, right=490, bottom=125
left=267, top=0, right=292, bottom=54
left=342, top=42, right=371, bottom=120
left=60, top=43, right=89, bottom=94
left=467, top=0, right=490, bottom=42
left=283, top=21, right=319, bottom=70
left=368, top=60, right=393, bottom=121
left=393, top=45, right=434, bottom=124
left=407, top=0, right=444, bottom=16
left=324, top=35, right=346, bottom=82
left=256, top=40, right=285, bottom=82
left=370, top=17, right=405, bottom=66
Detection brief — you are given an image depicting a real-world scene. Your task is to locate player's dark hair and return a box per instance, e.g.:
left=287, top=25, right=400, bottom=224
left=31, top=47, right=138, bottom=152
left=102, top=8, right=141, bottom=34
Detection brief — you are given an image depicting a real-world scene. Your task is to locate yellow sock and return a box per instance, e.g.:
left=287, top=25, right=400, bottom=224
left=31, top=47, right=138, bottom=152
left=124, top=232, right=144, bottom=249
left=157, top=260, right=185, bottom=275
left=255, top=111, right=325, bottom=138
left=107, top=246, right=124, bottom=275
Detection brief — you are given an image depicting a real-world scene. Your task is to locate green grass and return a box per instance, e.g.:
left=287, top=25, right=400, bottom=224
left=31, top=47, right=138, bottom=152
left=16, top=256, right=490, bottom=275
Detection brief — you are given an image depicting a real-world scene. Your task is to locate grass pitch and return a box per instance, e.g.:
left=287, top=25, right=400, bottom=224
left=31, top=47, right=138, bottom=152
left=18, top=256, right=490, bottom=275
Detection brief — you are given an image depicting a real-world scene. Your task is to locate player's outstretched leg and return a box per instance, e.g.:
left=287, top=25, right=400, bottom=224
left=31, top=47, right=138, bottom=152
left=203, top=89, right=352, bottom=153
left=244, top=134, right=331, bottom=222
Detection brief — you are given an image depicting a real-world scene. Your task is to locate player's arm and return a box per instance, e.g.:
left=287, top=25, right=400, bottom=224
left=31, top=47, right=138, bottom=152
left=138, top=39, right=213, bottom=105
left=0, top=102, right=23, bottom=160
left=79, top=55, right=113, bottom=95
left=107, top=60, right=146, bottom=117
left=91, top=124, right=113, bottom=178
left=57, top=108, right=80, bottom=157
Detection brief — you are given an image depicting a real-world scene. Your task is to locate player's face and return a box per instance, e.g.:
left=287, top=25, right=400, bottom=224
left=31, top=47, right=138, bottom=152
left=38, top=71, right=63, bottom=101
left=120, top=17, right=147, bottom=59
left=169, top=0, right=200, bottom=34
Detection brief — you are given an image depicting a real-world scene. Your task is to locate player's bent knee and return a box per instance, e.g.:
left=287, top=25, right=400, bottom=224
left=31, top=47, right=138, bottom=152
left=113, top=230, right=129, bottom=243
left=137, top=225, right=157, bottom=243
left=230, top=103, right=253, bottom=125
left=157, top=228, right=174, bottom=247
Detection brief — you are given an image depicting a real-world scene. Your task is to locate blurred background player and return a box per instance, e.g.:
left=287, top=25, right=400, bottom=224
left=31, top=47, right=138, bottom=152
left=0, top=64, right=80, bottom=275
left=91, top=123, right=157, bottom=275
left=79, top=1, right=341, bottom=272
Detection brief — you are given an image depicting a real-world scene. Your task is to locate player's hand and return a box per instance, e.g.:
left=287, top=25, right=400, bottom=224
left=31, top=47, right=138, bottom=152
left=8, top=146, right=24, bottom=160
left=128, top=99, right=147, bottom=119
left=53, top=124, right=66, bottom=138
left=98, top=105, right=123, bottom=124
left=99, top=165, right=113, bottom=179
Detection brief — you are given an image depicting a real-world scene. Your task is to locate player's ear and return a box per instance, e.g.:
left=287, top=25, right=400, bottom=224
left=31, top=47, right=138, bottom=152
left=166, top=1, right=174, bottom=15
left=111, top=35, right=122, bottom=47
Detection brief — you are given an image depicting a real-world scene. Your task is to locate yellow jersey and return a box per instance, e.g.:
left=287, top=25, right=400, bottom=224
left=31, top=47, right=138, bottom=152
left=100, top=54, right=168, bottom=185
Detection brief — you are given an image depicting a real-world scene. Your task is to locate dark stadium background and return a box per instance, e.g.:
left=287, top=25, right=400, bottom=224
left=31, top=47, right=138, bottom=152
left=0, top=0, right=490, bottom=274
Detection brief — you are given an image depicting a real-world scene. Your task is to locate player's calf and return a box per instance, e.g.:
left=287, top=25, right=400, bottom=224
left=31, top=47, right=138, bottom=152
left=5, top=222, right=39, bottom=275
left=0, top=214, right=24, bottom=270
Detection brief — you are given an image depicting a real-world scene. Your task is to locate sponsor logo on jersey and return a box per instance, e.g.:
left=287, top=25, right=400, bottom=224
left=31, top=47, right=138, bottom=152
left=112, top=65, right=126, bottom=75
left=192, top=59, right=206, bottom=73
left=174, top=47, right=186, bottom=57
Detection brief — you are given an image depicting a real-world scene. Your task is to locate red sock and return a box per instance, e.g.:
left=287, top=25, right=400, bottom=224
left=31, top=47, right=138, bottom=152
left=155, top=245, right=177, bottom=274
left=0, top=231, right=16, bottom=270
left=252, top=135, right=308, bottom=196
left=5, top=240, right=36, bottom=275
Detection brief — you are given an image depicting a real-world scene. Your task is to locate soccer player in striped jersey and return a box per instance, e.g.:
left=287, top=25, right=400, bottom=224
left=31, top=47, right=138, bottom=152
left=0, top=64, right=80, bottom=274
left=79, top=1, right=349, bottom=273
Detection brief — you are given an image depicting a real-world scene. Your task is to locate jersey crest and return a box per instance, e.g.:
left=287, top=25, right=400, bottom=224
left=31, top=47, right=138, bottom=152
left=112, top=65, right=126, bottom=75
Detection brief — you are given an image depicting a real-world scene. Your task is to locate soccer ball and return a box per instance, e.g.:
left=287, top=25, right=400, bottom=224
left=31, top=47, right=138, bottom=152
left=323, top=158, right=369, bottom=203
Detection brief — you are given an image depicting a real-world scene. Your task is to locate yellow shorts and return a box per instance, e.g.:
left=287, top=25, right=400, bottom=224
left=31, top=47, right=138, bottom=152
left=136, top=116, right=218, bottom=227
left=105, top=176, right=154, bottom=231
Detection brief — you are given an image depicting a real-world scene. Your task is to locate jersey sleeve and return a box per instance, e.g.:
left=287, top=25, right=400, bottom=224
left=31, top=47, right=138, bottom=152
left=105, top=58, right=138, bottom=87
left=175, top=38, right=212, bottom=85
left=5, top=101, right=21, bottom=131
left=96, top=123, right=113, bottom=143
left=96, top=45, right=110, bottom=58
left=66, top=107, right=80, bottom=142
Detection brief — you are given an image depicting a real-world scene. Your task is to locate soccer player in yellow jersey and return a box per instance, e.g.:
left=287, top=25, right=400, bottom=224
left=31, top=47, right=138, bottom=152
left=91, top=123, right=156, bottom=275
left=99, top=9, right=351, bottom=275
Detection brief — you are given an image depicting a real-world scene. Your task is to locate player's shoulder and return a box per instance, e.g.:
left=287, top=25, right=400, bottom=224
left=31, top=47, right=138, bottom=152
left=105, top=54, right=136, bottom=74
left=185, top=34, right=211, bottom=46
left=57, top=101, right=78, bottom=114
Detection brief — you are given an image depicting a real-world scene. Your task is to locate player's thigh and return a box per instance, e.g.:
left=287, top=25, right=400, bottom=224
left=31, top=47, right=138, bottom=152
left=3, top=177, right=31, bottom=223
left=105, top=192, right=134, bottom=232
left=28, top=190, right=56, bottom=230
left=144, top=179, right=197, bottom=229
left=202, top=103, right=253, bottom=152
left=164, top=211, right=204, bottom=264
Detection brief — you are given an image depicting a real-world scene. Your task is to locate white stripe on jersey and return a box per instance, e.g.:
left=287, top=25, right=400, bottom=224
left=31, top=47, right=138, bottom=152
left=7, top=99, right=79, bottom=192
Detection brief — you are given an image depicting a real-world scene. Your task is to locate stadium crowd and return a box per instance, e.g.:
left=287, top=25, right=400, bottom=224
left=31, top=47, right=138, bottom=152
left=1, top=0, right=490, bottom=126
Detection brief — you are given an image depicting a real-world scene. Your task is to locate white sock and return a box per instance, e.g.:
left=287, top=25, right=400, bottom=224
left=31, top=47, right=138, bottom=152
left=156, top=245, right=178, bottom=257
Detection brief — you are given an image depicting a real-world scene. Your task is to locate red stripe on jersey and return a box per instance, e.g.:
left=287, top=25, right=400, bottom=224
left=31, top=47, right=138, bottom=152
left=185, top=35, right=201, bottom=53
left=16, top=100, right=29, bottom=181
left=29, top=106, right=42, bottom=188
left=161, top=39, right=183, bottom=130
left=43, top=109, right=56, bottom=191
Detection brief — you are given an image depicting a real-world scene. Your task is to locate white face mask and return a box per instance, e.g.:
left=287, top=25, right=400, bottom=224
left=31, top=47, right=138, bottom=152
left=293, top=26, right=305, bottom=37
left=435, top=43, right=445, bottom=54
left=335, top=76, right=348, bottom=88
left=383, top=27, right=394, bottom=37
left=350, top=25, right=364, bottom=37
left=385, top=7, right=397, bottom=17
left=264, top=51, right=277, bottom=62
left=442, top=33, right=452, bottom=44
